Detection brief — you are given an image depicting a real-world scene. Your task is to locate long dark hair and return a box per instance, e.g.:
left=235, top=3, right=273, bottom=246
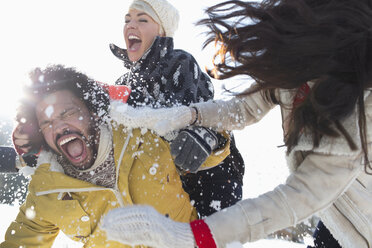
left=198, top=0, right=372, bottom=173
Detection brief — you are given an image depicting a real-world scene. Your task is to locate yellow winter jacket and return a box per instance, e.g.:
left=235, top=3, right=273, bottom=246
left=1, top=125, right=230, bottom=247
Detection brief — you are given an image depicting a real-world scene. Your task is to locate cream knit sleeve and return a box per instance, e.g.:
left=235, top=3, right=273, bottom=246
left=192, top=90, right=276, bottom=131
left=204, top=151, right=363, bottom=247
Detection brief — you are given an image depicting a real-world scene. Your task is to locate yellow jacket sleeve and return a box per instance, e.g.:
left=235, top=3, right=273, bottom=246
left=1, top=193, right=59, bottom=248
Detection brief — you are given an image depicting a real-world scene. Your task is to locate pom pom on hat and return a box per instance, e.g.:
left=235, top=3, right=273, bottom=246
left=129, top=0, right=179, bottom=37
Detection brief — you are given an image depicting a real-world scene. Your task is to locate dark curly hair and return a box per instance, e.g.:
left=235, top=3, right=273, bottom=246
left=17, top=64, right=110, bottom=144
left=198, top=0, right=372, bottom=173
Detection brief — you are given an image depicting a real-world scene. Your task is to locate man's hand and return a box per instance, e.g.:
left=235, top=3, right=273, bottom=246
left=109, top=102, right=193, bottom=136
left=101, top=205, right=195, bottom=248
left=171, top=126, right=219, bottom=173
left=12, top=122, right=43, bottom=156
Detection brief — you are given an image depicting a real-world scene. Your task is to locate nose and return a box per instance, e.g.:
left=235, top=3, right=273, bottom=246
left=53, top=119, right=70, bottom=136
left=125, top=19, right=137, bottom=30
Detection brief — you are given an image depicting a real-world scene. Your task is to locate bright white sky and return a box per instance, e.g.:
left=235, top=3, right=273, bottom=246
left=0, top=0, right=221, bottom=118
left=0, top=1, right=307, bottom=246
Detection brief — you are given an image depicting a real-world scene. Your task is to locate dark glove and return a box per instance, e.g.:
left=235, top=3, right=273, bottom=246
left=170, top=126, right=219, bottom=173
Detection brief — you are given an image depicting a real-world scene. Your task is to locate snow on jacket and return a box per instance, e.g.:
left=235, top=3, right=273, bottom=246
left=110, top=36, right=213, bottom=107
left=111, top=36, right=246, bottom=215
left=193, top=87, right=372, bottom=248
left=1, top=124, right=230, bottom=248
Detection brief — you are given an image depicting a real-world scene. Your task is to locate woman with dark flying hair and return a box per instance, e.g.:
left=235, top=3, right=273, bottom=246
left=101, top=0, right=372, bottom=247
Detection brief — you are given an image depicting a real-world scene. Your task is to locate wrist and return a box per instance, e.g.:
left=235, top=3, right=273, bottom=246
left=190, top=219, right=217, bottom=248
left=190, top=107, right=198, bottom=125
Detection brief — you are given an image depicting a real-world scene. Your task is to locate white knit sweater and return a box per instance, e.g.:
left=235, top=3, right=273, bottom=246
left=195, top=88, right=372, bottom=248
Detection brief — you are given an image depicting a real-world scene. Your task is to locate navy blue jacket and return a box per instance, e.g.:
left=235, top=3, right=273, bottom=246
left=111, top=36, right=245, bottom=217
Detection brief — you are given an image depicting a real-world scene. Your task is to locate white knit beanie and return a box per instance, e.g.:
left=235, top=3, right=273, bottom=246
left=129, top=0, right=179, bottom=37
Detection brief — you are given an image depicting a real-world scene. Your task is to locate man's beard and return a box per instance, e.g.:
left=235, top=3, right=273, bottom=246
left=56, top=124, right=100, bottom=170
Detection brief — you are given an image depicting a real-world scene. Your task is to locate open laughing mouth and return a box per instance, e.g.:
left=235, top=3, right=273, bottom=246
left=57, top=133, right=88, bottom=166
left=127, top=34, right=142, bottom=52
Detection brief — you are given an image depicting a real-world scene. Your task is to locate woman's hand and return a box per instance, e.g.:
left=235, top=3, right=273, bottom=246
left=101, top=205, right=195, bottom=248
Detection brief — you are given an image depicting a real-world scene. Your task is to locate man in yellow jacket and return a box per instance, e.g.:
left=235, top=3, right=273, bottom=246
left=1, top=64, right=229, bottom=248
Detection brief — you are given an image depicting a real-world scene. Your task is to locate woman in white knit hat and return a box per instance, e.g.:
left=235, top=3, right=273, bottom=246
left=109, top=0, right=246, bottom=219
left=121, top=0, right=179, bottom=61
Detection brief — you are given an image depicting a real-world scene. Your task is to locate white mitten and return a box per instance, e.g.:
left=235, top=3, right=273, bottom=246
left=101, top=205, right=195, bottom=248
left=110, top=102, right=193, bottom=136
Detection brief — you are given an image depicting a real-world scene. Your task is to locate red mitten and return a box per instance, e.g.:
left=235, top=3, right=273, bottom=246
left=98, top=82, right=131, bottom=103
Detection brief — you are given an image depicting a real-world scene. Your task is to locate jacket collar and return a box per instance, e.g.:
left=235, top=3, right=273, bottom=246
left=28, top=125, right=113, bottom=193
left=31, top=163, right=103, bottom=195
left=109, top=36, right=174, bottom=70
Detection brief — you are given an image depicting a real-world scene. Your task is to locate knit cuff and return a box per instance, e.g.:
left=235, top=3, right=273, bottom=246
left=190, top=219, right=217, bottom=248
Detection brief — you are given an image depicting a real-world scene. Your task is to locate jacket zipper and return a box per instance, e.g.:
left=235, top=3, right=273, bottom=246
left=111, top=133, right=132, bottom=207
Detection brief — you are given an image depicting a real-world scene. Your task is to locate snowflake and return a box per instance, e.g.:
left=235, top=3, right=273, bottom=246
left=209, top=200, right=221, bottom=211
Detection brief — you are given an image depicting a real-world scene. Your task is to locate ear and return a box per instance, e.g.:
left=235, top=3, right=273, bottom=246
left=91, top=112, right=101, bottom=123
left=159, top=25, right=165, bottom=37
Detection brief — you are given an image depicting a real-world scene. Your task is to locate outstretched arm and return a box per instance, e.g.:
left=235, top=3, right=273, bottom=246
left=190, top=89, right=275, bottom=131
left=102, top=149, right=363, bottom=247
left=110, top=88, right=275, bottom=136
left=102, top=205, right=221, bottom=248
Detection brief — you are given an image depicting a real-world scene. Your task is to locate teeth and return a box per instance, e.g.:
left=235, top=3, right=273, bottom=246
left=128, top=35, right=140, bottom=40
left=59, top=136, right=77, bottom=146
